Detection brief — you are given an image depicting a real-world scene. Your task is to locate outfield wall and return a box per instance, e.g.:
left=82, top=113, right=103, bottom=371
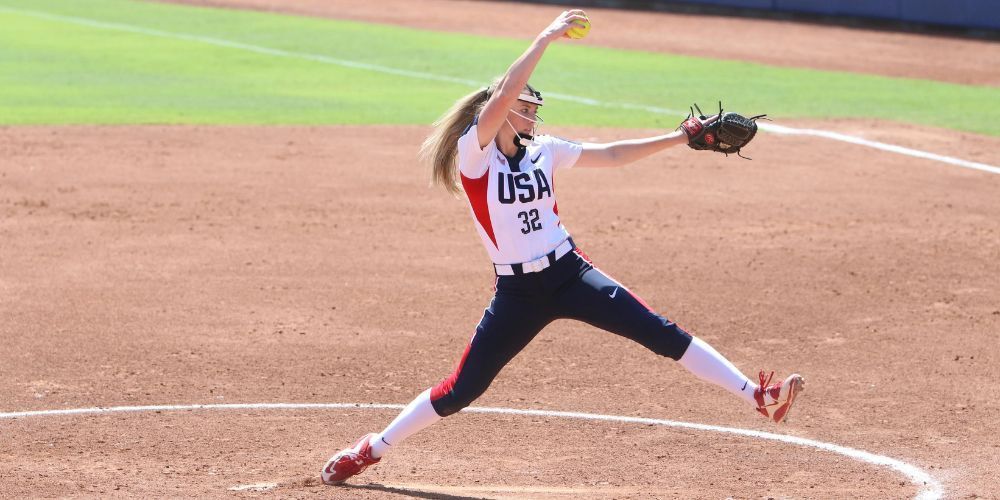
left=526, top=0, right=1000, bottom=32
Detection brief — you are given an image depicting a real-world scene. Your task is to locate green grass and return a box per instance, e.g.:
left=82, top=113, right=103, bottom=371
left=1, top=0, right=997, bottom=135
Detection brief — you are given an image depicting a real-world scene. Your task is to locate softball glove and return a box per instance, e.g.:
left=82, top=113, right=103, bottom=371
left=679, top=102, right=766, bottom=159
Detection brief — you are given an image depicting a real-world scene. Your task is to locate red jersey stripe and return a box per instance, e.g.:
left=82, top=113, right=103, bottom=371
left=461, top=170, right=498, bottom=250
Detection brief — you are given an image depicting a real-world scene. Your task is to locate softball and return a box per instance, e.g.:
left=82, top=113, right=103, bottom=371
left=567, top=18, right=591, bottom=39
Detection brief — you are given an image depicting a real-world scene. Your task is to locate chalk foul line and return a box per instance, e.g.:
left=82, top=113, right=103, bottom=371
left=0, top=402, right=942, bottom=499
left=761, top=122, right=1000, bottom=175
left=0, top=5, right=996, bottom=176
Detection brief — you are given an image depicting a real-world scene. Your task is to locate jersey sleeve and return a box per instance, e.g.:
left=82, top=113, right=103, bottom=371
left=457, top=116, right=492, bottom=179
left=536, top=134, right=583, bottom=170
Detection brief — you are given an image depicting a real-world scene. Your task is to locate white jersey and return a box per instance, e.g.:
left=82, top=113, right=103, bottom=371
left=457, top=118, right=583, bottom=265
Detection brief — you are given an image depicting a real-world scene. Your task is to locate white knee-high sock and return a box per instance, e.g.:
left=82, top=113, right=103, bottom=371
left=369, top=388, right=441, bottom=458
left=678, top=337, right=758, bottom=407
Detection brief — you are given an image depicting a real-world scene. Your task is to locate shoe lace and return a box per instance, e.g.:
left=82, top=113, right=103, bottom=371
left=758, top=370, right=775, bottom=392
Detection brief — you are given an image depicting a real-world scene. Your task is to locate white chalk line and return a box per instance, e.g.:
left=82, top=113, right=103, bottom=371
left=0, top=402, right=942, bottom=499
left=227, top=482, right=277, bottom=492
left=379, top=483, right=636, bottom=494
left=0, top=5, right=996, bottom=176
left=763, top=122, right=1000, bottom=174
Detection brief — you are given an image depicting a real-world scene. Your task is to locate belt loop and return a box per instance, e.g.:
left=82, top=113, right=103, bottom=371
left=512, top=263, right=524, bottom=275
left=546, top=251, right=556, bottom=266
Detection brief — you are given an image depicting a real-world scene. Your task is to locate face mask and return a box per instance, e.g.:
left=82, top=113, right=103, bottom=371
left=506, top=108, right=543, bottom=148
left=506, top=118, right=533, bottom=148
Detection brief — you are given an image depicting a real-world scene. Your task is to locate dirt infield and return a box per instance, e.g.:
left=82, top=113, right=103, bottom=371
left=3, top=122, right=998, bottom=497
left=3, top=1, right=1000, bottom=498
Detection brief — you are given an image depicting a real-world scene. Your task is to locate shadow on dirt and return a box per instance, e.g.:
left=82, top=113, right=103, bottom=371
left=342, top=482, right=492, bottom=500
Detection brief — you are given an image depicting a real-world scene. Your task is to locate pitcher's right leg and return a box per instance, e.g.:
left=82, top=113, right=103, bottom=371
left=322, top=291, right=551, bottom=485
left=429, top=293, right=552, bottom=416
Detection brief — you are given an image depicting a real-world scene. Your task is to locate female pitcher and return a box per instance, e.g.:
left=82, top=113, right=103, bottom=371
left=321, top=9, right=803, bottom=485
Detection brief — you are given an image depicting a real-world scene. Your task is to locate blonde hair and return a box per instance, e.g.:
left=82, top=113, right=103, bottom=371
left=420, top=79, right=538, bottom=195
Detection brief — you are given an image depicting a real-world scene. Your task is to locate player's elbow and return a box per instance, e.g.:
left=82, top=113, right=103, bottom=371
left=600, top=144, right=627, bottom=167
left=493, top=85, right=521, bottom=104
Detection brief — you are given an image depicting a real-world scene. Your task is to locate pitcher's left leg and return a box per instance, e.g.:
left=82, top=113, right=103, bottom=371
left=555, top=263, right=691, bottom=359
left=555, top=264, right=803, bottom=422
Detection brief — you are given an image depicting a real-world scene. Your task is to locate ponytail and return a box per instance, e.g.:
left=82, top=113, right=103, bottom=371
left=419, top=84, right=493, bottom=195
left=420, top=79, right=541, bottom=195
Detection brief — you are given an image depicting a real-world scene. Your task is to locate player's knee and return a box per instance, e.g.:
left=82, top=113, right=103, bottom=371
left=430, top=381, right=490, bottom=417
left=662, top=318, right=693, bottom=359
left=644, top=314, right=693, bottom=360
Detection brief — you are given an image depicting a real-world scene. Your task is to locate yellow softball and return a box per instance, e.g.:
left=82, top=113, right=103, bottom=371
left=567, top=18, right=591, bottom=40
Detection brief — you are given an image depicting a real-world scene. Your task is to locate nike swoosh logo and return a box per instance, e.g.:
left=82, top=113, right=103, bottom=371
left=609, top=287, right=618, bottom=299
left=531, top=152, right=542, bottom=164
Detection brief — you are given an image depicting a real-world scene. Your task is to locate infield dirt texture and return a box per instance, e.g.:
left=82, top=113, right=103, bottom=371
left=2, top=0, right=999, bottom=498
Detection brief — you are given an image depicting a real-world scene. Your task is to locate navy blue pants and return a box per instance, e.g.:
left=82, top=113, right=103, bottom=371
left=430, top=246, right=693, bottom=417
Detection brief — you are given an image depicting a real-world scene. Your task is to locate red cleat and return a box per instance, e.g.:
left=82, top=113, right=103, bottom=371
left=321, top=433, right=381, bottom=485
left=754, top=371, right=805, bottom=423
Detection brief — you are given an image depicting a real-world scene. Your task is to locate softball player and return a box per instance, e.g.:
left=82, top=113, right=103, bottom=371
left=322, top=9, right=803, bottom=485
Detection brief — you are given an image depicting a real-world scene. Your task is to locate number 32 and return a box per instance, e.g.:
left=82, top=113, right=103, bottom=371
left=518, top=209, right=542, bottom=234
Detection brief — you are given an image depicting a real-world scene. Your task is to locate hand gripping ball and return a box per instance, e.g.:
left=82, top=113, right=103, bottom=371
left=567, top=18, right=591, bottom=40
